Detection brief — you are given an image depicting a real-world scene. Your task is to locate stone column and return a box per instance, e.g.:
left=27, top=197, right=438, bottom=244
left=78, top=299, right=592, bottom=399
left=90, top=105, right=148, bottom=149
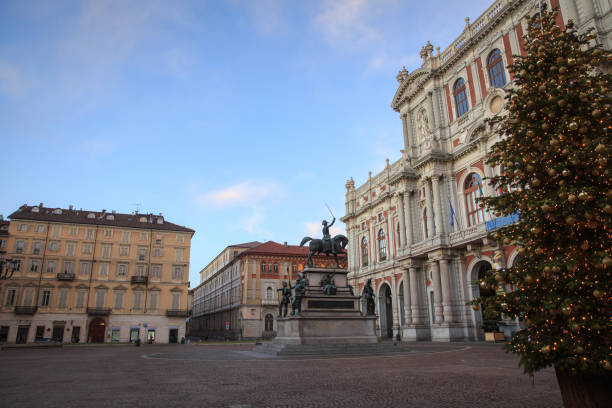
left=580, top=0, right=596, bottom=25
left=401, top=114, right=410, bottom=153
left=432, top=176, right=444, bottom=235
left=402, top=268, right=412, bottom=324
left=404, top=191, right=414, bottom=246
left=397, top=193, right=406, bottom=248
left=430, top=261, right=443, bottom=324
left=409, top=267, right=420, bottom=324
left=439, top=259, right=453, bottom=323
left=559, top=0, right=579, bottom=25
left=370, top=220, right=376, bottom=263
left=425, top=179, right=434, bottom=238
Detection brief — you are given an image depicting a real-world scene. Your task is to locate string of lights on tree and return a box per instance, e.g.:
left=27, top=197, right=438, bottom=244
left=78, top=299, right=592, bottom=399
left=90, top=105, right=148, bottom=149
left=470, top=6, right=611, bottom=375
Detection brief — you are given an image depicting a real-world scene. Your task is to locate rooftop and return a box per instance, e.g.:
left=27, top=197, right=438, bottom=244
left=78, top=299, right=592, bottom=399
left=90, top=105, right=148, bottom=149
left=239, top=241, right=312, bottom=257
left=8, top=204, right=194, bottom=233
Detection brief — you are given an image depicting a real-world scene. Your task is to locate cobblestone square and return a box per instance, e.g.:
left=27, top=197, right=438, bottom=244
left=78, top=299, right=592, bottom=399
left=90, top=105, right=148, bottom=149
left=0, top=342, right=562, bottom=407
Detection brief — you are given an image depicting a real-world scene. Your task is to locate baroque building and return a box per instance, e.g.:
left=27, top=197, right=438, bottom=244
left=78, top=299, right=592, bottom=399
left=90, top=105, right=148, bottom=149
left=0, top=204, right=194, bottom=344
left=190, top=241, right=336, bottom=340
left=341, top=0, right=611, bottom=341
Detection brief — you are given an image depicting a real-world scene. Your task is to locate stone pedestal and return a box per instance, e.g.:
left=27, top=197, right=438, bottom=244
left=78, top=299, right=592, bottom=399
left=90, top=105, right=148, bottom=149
left=274, top=267, right=378, bottom=345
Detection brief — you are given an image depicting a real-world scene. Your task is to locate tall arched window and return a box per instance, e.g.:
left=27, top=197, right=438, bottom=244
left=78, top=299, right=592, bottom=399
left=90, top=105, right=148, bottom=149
left=487, top=49, right=506, bottom=88
left=423, top=209, right=429, bottom=238
left=273, top=263, right=278, bottom=274
left=378, top=229, right=387, bottom=261
left=266, top=287, right=273, bottom=300
left=454, top=78, right=469, bottom=117
left=361, top=237, right=369, bottom=267
left=261, top=261, right=266, bottom=274
left=264, top=314, right=274, bottom=331
left=464, top=173, right=485, bottom=226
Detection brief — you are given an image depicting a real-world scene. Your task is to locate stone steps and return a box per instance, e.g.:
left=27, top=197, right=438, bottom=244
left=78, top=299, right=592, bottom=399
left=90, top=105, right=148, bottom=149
left=254, top=342, right=411, bottom=356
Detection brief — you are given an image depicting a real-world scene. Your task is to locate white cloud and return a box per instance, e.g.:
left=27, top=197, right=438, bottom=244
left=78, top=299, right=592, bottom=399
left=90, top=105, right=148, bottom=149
left=196, top=180, right=282, bottom=207
left=304, top=221, right=344, bottom=237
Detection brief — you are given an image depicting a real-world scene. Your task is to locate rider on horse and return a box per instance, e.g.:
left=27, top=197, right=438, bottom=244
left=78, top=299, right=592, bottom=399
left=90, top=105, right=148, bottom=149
left=322, top=217, right=335, bottom=254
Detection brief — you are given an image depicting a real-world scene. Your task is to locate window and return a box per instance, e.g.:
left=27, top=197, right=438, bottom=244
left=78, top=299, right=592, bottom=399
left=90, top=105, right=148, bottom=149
left=151, top=264, right=161, bottom=279
left=423, top=209, right=429, bottom=238
left=135, top=265, right=146, bottom=276
left=378, top=229, right=387, bottom=261
left=116, top=264, right=128, bottom=277
left=75, top=291, right=86, bottom=308
left=41, top=290, right=51, bottom=307
left=17, top=223, right=29, bottom=232
left=57, top=289, right=68, bottom=309
left=85, top=228, right=95, bottom=241
left=62, top=261, right=74, bottom=274
left=171, top=292, right=181, bottom=309
left=464, top=173, right=486, bottom=226
left=95, top=290, right=106, bottom=308
left=454, top=78, right=469, bottom=117
left=265, top=314, right=274, bottom=332
left=139, top=232, right=148, bottom=241
left=23, top=288, right=34, bottom=306
left=120, top=246, right=129, bottom=256
left=46, top=260, right=56, bottom=274
left=487, top=49, right=506, bottom=88
left=121, top=231, right=130, bottom=243
left=172, top=266, right=182, bottom=280
left=106, top=214, right=114, bottom=221
left=5, top=289, right=16, bottom=306
left=149, top=291, right=159, bottom=310
left=266, top=287, right=273, bottom=300
left=152, top=248, right=162, bottom=257
left=29, top=259, right=41, bottom=272
left=15, top=240, right=25, bottom=254
left=68, top=226, right=77, bottom=236
left=82, top=243, right=93, bottom=254
left=49, top=241, right=59, bottom=252
left=174, top=248, right=183, bottom=262
left=114, top=291, right=124, bottom=309
left=87, top=213, right=95, bottom=219
left=66, top=243, right=75, bottom=257
left=176, top=234, right=184, bottom=243
left=14, top=259, right=23, bottom=272
left=35, top=224, right=45, bottom=233
left=292, top=264, right=297, bottom=275
left=32, top=241, right=42, bottom=255
left=361, top=237, right=369, bottom=267
left=273, top=263, right=278, bottom=274
left=78, top=262, right=91, bottom=275
left=99, top=262, right=109, bottom=278
left=103, top=229, right=113, bottom=238
left=378, top=213, right=383, bottom=222
left=102, top=245, right=111, bottom=259
left=138, top=247, right=147, bottom=261
left=51, top=226, right=60, bottom=238
left=155, top=234, right=163, bottom=245
left=396, top=223, right=401, bottom=247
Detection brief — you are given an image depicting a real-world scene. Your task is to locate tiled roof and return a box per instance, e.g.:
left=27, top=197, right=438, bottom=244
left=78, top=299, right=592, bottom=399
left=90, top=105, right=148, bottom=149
left=231, top=241, right=262, bottom=248
left=239, top=241, right=311, bottom=257
left=8, top=204, right=194, bottom=233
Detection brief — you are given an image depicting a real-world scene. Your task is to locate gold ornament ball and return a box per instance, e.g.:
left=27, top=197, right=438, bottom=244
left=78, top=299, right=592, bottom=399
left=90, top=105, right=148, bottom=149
left=552, top=266, right=561, bottom=273
left=543, top=266, right=552, bottom=274
left=581, top=242, right=590, bottom=251
left=471, top=304, right=480, bottom=311
left=593, top=289, right=602, bottom=298
left=524, top=275, right=534, bottom=283
left=547, top=168, right=557, bottom=177
left=532, top=178, right=541, bottom=186
left=604, top=361, right=612, bottom=371
left=562, top=169, right=571, bottom=177
left=495, top=274, right=505, bottom=283
left=603, top=256, right=612, bottom=267
left=565, top=216, right=577, bottom=225
left=594, top=143, right=606, bottom=153
left=568, top=122, right=578, bottom=131
left=578, top=191, right=589, bottom=201
left=526, top=164, right=535, bottom=172
left=592, top=109, right=602, bottom=118
left=541, top=345, right=551, bottom=354
left=518, top=247, right=526, bottom=255
left=567, top=194, right=577, bottom=203
left=575, top=346, right=584, bottom=354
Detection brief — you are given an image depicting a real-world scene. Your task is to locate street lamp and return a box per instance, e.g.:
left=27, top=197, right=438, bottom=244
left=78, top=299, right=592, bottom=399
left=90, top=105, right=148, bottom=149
left=0, top=250, right=19, bottom=280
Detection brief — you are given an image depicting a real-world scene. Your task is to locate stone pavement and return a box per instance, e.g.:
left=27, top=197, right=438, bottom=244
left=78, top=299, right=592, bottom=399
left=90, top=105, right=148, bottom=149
left=0, top=342, right=562, bottom=407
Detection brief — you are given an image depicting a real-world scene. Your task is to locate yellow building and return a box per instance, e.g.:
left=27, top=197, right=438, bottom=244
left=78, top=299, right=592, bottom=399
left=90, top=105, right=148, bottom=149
left=0, top=203, right=194, bottom=344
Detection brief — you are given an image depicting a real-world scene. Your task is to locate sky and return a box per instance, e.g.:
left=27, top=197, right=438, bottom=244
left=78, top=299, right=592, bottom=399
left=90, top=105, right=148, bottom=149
left=0, top=0, right=494, bottom=286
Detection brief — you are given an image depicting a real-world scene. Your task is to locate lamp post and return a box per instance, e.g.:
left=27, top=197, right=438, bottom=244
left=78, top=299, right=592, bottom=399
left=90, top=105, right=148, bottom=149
left=0, top=250, right=20, bottom=280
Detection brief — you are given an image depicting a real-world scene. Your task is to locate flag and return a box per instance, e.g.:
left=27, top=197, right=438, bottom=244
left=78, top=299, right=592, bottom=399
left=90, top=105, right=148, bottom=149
left=449, top=201, right=455, bottom=227
left=477, top=180, right=484, bottom=196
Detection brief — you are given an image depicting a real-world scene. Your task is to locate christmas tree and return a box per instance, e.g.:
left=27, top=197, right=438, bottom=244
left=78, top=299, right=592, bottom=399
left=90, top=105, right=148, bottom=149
left=473, top=4, right=611, bottom=398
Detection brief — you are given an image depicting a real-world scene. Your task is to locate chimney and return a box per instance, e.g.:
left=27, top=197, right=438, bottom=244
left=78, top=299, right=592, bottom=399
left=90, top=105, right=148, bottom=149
left=112, top=210, right=116, bottom=214
left=69, top=205, right=74, bottom=210
left=284, top=241, right=288, bottom=247
left=39, top=203, right=44, bottom=208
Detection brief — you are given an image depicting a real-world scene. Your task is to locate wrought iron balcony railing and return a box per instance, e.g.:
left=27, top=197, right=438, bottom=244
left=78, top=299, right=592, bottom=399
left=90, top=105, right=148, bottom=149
left=130, top=276, right=148, bottom=284
left=57, top=272, right=75, bottom=281
left=87, top=307, right=111, bottom=316
left=14, top=306, right=38, bottom=314
left=166, top=309, right=188, bottom=317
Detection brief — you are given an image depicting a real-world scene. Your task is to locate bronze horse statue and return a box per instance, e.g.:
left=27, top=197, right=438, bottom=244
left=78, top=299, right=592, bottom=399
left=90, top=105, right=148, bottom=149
left=299, top=234, right=348, bottom=267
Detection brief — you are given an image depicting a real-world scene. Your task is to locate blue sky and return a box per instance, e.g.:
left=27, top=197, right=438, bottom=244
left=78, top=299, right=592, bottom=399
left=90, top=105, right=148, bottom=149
left=0, top=0, right=493, bottom=285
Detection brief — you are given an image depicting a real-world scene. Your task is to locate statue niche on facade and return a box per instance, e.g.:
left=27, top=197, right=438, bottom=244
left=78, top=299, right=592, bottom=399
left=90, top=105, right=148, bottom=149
left=277, top=281, right=292, bottom=317
left=300, top=216, right=349, bottom=267
left=362, top=278, right=376, bottom=315
left=291, top=272, right=309, bottom=316
left=320, top=272, right=337, bottom=296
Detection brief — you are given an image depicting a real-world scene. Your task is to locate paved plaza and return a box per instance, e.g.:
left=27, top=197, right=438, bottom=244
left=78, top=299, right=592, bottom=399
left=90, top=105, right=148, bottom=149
left=0, top=342, right=562, bottom=407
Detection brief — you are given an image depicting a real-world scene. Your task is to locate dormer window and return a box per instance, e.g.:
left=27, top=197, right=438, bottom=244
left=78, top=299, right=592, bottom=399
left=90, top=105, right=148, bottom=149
left=32, top=207, right=40, bottom=213
left=106, top=214, right=114, bottom=220
left=87, top=213, right=96, bottom=219
left=157, top=217, right=163, bottom=224
left=139, top=217, right=147, bottom=223
left=53, top=208, right=62, bottom=215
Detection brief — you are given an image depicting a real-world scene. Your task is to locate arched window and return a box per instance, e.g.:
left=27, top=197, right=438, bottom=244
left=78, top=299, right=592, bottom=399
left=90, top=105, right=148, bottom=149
left=464, top=173, right=485, bottom=226
left=273, top=263, right=278, bottom=274
left=423, top=209, right=428, bottom=238
left=261, top=261, right=266, bottom=274
left=266, top=287, right=273, bottom=300
left=487, top=49, right=506, bottom=88
left=378, top=229, right=387, bottom=261
left=454, top=78, right=469, bottom=117
left=264, top=314, right=274, bottom=331
left=361, top=237, right=369, bottom=267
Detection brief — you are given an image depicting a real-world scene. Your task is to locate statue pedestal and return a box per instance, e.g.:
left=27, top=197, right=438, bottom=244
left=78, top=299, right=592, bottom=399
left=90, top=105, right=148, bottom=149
left=273, top=267, right=378, bottom=345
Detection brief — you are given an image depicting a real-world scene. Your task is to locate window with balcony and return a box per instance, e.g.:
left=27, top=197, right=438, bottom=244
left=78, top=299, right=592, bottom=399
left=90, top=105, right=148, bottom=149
left=378, top=229, right=387, bottom=261
left=94, top=290, right=106, bottom=308
left=464, top=173, right=485, bottom=226
left=62, top=261, right=74, bottom=274
left=171, top=292, right=181, bottom=309
left=454, top=78, right=469, bottom=117
left=266, top=287, right=273, bottom=300
left=487, top=48, right=506, bottom=88
left=361, top=237, right=369, bottom=267
left=135, top=265, right=146, bottom=276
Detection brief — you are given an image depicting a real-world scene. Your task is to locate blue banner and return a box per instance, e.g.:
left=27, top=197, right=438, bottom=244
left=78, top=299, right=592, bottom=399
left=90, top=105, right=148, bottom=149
left=486, top=213, right=519, bottom=231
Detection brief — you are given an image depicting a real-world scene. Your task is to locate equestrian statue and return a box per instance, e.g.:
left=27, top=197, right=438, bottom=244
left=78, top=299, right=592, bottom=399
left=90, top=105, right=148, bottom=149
left=299, top=205, right=349, bottom=267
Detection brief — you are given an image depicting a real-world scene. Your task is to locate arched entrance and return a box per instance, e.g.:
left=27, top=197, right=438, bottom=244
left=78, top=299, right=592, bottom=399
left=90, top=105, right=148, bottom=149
left=470, top=260, right=496, bottom=337
left=88, top=318, right=106, bottom=343
left=378, top=284, right=393, bottom=338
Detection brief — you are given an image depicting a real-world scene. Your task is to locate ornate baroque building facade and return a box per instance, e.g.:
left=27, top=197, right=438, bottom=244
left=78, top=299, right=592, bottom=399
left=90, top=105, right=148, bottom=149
left=0, top=204, right=194, bottom=344
left=341, top=0, right=611, bottom=341
left=190, top=241, right=336, bottom=340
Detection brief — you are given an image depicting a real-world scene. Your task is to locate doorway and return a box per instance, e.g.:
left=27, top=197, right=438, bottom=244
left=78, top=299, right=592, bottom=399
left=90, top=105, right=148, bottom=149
left=88, top=318, right=105, bottom=343
left=169, top=328, right=178, bottom=344
left=71, top=326, right=81, bottom=343
left=379, top=284, right=393, bottom=338
left=16, top=326, right=29, bottom=344
left=52, top=325, right=65, bottom=343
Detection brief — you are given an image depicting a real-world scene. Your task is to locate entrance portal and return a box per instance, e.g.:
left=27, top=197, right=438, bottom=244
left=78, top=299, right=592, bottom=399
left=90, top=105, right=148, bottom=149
left=378, top=284, right=393, bottom=338
left=88, top=318, right=105, bottom=343
left=16, top=326, right=29, bottom=344
left=169, top=329, right=178, bottom=344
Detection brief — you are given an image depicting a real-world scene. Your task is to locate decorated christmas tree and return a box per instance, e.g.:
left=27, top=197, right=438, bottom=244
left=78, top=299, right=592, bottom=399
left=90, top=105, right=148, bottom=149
left=474, top=5, right=611, bottom=406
